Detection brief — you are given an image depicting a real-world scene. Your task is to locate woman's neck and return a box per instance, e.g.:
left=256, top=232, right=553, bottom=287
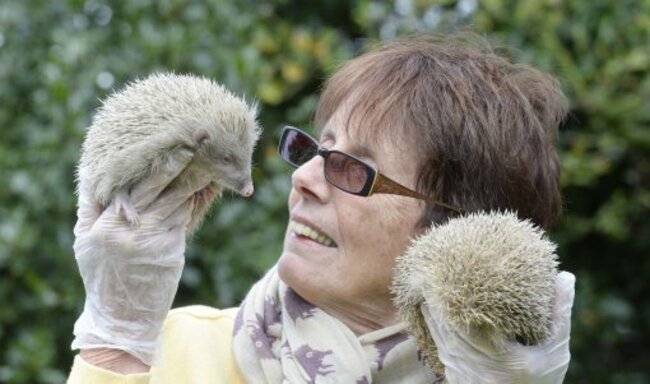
left=318, top=297, right=401, bottom=335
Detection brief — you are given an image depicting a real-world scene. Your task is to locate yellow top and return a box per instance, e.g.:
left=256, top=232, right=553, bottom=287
left=67, top=305, right=245, bottom=384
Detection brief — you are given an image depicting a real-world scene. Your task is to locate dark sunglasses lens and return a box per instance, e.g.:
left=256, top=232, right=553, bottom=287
left=325, top=152, right=369, bottom=194
left=281, top=129, right=318, bottom=166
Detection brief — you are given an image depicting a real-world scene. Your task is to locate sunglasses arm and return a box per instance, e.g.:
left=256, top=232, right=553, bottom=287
left=370, top=174, right=461, bottom=213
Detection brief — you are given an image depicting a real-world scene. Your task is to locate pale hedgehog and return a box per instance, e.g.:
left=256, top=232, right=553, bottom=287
left=392, top=211, right=559, bottom=378
left=77, top=72, right=261, bottom=233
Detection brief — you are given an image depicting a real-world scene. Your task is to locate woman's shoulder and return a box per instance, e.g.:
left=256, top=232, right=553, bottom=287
left=162, top=305, right=240, bottom=348
left=154, top=305, right=244, bottom=383
left=163, top=305, right=238, bottom=350
left=167, top=305, right=240, bottom=322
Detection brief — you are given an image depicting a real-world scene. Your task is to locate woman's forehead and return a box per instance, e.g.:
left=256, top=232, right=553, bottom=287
left=319, top=106, right=415, bottom=158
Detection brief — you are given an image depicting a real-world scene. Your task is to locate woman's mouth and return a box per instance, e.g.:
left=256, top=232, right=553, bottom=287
left=289, top=220, right=337, bottom=247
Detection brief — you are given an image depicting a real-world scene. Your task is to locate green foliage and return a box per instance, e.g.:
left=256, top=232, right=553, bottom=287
left=0, top=1, right=352, bottom=381
left=1, top=0, right=648, bottom=382
left=475, top=1, right=650, bottom=381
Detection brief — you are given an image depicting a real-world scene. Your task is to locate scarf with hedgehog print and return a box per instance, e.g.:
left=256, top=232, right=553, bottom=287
left=232, top=266, right=438, bottom=383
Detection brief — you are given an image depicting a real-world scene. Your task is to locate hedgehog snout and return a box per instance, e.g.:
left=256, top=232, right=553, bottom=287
left=238, top=180, right=254, bottom=197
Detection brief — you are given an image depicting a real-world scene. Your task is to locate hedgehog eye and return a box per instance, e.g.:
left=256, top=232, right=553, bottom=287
left=222, top=154, right=233, bottom=164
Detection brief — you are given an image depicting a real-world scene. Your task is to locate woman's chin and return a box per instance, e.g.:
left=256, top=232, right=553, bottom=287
left=278, top=251, right=325, bottom=297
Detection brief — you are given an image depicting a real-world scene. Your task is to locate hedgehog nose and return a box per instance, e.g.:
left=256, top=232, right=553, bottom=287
left=239, top=182, right=254, bottom=197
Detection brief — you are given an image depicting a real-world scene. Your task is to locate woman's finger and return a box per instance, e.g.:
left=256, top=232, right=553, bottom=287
left=74, top=181, right=105, bottom=234
left=160, top=195, right=195, bottom=230
left=550, top=271, right=576, bottom=341
left=130, top=147, right=194, bottom=210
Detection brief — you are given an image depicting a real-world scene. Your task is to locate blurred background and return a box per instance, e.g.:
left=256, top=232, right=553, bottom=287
left=0, top=0, right=648, bottom=382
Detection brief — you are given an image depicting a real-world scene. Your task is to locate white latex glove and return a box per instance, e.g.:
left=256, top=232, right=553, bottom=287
left=71, top=147, right=198, bottom=366
left=423, top=271, right=576, bottom=384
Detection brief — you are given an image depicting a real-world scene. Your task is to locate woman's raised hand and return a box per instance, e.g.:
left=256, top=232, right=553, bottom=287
left=71, top=147, right=197, bottom=366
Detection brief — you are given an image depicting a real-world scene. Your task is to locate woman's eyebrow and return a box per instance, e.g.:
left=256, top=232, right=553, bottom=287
left=321, top=128, right=374, bottom=159
left=347, top=143, right=373, bottom=159
left=320, top=129, right=335, bottom=142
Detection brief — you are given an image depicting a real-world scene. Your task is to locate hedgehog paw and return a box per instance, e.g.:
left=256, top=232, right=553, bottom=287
left=114, top=192, right=141, bottom=227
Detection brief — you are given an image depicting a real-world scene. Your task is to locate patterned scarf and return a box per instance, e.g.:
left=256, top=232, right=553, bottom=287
left=232, top=266, right=438, bottom=383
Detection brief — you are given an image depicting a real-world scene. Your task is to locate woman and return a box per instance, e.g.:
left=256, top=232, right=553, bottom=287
left=68, top=34, right=574, bottom=383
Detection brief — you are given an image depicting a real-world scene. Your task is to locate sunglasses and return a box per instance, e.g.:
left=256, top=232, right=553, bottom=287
left=278, top=126, right=460, bottom=212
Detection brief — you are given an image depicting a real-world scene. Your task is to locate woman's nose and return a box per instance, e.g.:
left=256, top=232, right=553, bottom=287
left=291, top=155, right=330, bottom=202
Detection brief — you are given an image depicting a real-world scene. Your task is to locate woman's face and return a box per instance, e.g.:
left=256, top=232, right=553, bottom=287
left=277, top=109, right=426, bottom=331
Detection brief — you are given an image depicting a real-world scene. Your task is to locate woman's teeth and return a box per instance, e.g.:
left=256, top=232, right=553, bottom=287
left=290, top=220, right=336, bottom=247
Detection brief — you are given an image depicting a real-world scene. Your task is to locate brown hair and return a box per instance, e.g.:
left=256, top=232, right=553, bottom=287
left=314, top=33, right=568, bottom=229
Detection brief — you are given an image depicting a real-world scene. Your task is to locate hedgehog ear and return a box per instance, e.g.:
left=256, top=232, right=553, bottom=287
left=193, top=128, right=210, bottom=146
